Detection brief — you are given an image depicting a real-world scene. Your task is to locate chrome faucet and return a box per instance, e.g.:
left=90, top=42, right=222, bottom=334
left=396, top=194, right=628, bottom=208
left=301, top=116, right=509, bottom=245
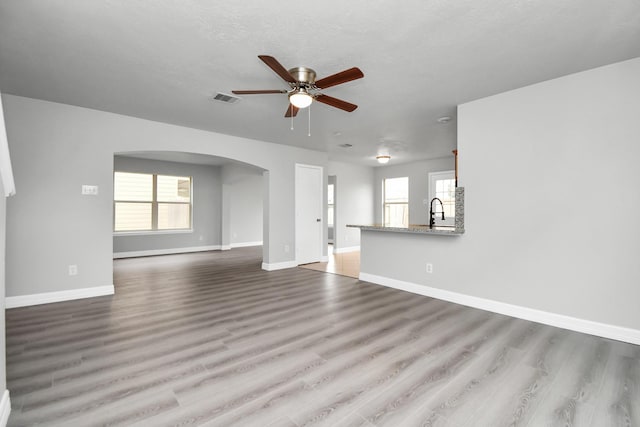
left=429, top=197, right=445, bottom=229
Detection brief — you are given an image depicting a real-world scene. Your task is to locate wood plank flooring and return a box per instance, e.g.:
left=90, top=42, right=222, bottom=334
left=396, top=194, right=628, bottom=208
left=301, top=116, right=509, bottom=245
left=5, top=246, right=640, bottom=426
left=299, top=246, right=360, bottom=279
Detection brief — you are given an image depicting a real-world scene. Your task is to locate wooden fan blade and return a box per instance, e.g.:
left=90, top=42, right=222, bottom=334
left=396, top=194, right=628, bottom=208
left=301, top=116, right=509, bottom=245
left=315, top=67, right=364, bottom=89
left=284, top=104, right=299, bottom=117
left=315, top=94, right=358, bottom=112
left=232, top=90, right=288, bottom=94
left=258, top=55, right=296, bottom=83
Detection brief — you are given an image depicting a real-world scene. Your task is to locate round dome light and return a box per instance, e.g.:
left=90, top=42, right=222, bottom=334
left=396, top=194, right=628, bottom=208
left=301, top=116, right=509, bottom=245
left=289, top=89, right=313, bottom=109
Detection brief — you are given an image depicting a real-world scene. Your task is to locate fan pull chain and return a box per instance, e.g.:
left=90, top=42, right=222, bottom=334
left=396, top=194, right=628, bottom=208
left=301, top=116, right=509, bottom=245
left=290, top=105, right=294, bottom=130
left=308, top=103, right=311, bottom=137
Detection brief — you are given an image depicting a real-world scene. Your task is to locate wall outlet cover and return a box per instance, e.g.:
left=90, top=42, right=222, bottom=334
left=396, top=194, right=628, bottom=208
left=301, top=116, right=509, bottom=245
left=68, top=265, right=78, bottom=276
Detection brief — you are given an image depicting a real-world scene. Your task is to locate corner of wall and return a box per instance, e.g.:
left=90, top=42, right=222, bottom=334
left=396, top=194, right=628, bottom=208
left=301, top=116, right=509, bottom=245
left=0, top=390, right=10, bottom=427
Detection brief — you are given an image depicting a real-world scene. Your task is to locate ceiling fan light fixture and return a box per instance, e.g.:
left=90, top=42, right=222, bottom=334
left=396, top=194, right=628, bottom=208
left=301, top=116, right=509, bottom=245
left=376, top=155, right=391, bottom=164
left=232, top=56, right=363, bottom=117
left=289, top=89, right=313, bottom=109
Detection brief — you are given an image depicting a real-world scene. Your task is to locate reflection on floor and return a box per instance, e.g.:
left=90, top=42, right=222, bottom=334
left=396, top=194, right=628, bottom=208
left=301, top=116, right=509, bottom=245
left=299, top=245, right=360, bottom=278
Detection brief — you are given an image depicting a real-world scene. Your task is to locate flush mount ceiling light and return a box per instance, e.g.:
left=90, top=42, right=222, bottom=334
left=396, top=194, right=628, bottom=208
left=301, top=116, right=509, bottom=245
left=376, top=155, right=391, bottom=164
left=289, top=88, right=313, bottom=109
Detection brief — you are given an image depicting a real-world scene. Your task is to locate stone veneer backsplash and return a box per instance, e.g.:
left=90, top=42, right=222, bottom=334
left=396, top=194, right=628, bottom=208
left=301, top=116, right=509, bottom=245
left=455, top=187, right=465, bottom=232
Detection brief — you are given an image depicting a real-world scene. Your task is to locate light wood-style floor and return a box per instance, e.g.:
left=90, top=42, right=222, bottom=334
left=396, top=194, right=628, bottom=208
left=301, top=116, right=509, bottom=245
left=299, top=246, right=360, bottom=279
left=6, top=247, right=640, bottom=426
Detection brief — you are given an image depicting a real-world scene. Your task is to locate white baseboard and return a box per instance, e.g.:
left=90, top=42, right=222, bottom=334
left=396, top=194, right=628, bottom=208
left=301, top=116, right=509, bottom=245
left=0, top=390, right=9, bottom=427
left=220, top=245, right=231, bottom=251
left=113, top=245, right=221, bottom=259
left=359, top=272, right=640, bottom=345
left=5, top=285, right=115, bottom=309
left=261, top=260, right=298, bottom=271
left=320, top=256, right=329, bottom=262
left=334, top=245, right=360, bottom=254
left=231, top=241, right=263, bottom=248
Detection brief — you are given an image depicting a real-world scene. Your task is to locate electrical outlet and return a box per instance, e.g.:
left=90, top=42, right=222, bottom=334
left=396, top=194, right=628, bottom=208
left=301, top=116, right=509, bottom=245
left=198, top=235, right=203, bottom=241
left=426, top=263, right=433, bottom=274
left=68, top=265, right=78, bottom=276
left=284, top=244, right=290, bottom=253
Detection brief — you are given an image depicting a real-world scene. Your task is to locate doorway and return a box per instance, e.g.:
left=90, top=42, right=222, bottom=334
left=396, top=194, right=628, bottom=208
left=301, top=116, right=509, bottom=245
left=299, top=249, right=360, bottom=279
left=328, top=175, right=336, bottom=245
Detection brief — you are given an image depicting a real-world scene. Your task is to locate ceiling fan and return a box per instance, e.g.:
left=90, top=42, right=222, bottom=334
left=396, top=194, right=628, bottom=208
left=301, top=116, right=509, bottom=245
left=232, top=55, right=364, bottom=117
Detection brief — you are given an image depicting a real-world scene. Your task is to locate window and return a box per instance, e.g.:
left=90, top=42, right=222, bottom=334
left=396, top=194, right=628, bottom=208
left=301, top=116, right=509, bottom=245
left=383, top=177, right=409, bottom=227
left=114, top=172, right=192, bottom=232
left=428, top=170, right=455, bottom=226
left=327, top=183, right=335, bottom=227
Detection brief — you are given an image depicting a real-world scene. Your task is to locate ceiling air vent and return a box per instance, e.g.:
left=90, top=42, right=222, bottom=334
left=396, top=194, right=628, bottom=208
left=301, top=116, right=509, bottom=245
left=212, top=92, right=240, bottom=104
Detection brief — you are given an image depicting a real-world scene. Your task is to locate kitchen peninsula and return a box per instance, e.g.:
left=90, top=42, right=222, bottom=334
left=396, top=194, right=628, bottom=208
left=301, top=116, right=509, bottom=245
left=345, top=187, right=466, bottom=319
left=348, top=187, right=465, bottom=237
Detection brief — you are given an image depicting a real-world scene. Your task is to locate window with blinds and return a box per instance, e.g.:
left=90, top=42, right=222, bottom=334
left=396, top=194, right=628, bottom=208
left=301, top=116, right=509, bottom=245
left=114, top=172, right=192, bottom=232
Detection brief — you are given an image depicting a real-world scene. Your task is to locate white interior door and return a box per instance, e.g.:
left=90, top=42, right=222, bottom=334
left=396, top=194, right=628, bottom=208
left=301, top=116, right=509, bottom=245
left=295, top=164, right=323, bottom=264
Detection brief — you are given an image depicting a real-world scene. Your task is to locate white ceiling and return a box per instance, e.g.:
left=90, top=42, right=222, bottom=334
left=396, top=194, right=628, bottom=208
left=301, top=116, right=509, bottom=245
left=1, top=1, right=640, bottom=166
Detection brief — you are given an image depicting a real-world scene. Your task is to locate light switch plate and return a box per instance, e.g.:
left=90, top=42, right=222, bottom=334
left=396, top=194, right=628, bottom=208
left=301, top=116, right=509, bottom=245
left=82, top=185, right=98, bottom=195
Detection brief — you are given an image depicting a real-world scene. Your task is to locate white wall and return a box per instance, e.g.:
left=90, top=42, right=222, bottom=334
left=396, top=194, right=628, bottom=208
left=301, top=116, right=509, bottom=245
left=3, top=95, right=327, bottom=297
left=0, top=93, right=11, bottom=419
left=327, top=161, right=375, bottom=251
left=0, top=189, right=6, bottom=396
left=361, top=57, right=640, bottom=335
left=113, top=156, right=223, bottom=254
left=374, top=157, right=455, bottom=225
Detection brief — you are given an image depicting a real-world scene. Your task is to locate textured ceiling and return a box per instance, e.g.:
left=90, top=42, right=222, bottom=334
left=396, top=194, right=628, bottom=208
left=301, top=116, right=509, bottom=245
left=1, top=0, right=640, bottom=166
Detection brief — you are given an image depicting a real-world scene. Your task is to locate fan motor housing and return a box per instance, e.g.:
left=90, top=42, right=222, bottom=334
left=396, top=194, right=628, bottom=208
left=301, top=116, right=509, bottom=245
left=288, top=67, right=316, bottom=85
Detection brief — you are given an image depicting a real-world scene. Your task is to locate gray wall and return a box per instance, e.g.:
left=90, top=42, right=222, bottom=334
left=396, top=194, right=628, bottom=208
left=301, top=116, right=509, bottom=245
left=5, top=98, right=115, bottom=297
left=361, top=57, right=640, bottom=331
left=374, top=157, right=455, bottom=225
left=229, top=174, right=263, bottom=246
left=327, top=161, right=375, bottom=250
left=220, top=163, right=264, bottom=247
left=113, top=156, right=222, bottom=253
left=4, top=95, right=327, bottom=297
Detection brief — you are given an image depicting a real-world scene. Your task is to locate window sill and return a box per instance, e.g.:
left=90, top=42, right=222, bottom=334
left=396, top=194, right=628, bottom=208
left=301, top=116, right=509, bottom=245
left=114, top=229, right=193, bottom=237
